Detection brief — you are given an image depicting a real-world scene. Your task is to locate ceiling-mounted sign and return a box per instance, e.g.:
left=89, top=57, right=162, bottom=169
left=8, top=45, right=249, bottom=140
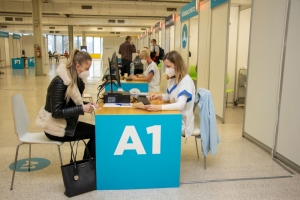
left=182, top=24, right=188, bottom=49
left=154, top=22, right=161, bottom=32
left=165, top=14, right=175, bottom=27
left=180, top=0, right=199, bottom=22
left=211, top=0, right=228, bottom=9
left=147, top=28, right=152, bottom=35
left=13, top=34, right=21, bottom=39
left=0, top=31, right=9, bottom=38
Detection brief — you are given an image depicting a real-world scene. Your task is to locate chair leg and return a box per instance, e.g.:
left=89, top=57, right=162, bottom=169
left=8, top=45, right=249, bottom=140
left=11, top=143, right=24, bottom=190
left=57, top=145, right=63, bottom=166
left=28, top=144, right=31, bottom=171
left=204, top=156, right=207, bottom=170
left=194, top=136, right=199, bottom=159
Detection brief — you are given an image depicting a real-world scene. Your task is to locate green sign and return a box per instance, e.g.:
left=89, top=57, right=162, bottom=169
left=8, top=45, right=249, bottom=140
left=180, top=0, right=198, bottom=22
left=0, top=31, right=9, bottom=38
left=211, top=0, right=228, bottom=9
left=13, top=33, right=21, bottom=39
left=9, top=158, right=51, bottom=172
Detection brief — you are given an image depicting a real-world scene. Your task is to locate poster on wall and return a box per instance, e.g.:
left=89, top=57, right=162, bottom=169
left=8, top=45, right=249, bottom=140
left=182, top=24, right=188, bottom=49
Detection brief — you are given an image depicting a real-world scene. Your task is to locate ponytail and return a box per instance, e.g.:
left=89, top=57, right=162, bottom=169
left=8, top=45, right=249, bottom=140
left=65, top=49, right=92, bottom=102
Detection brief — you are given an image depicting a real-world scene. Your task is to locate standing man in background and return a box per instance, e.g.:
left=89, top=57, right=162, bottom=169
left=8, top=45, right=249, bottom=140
left=119, top=36, right=136, bottom=76
left=150, top=39, right=160, bottom=65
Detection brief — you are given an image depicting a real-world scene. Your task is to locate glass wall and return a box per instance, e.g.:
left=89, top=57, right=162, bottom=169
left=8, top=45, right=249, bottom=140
left=47, top=35, right=102, bottom=55
left=63, top=36, right=69, bottom=53
left=55, top=36, right=63, bottom=54
left=86, top=37, right=93, bottom=53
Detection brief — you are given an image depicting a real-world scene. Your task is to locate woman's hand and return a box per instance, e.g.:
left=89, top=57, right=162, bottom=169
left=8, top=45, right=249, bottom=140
left=82, top=103, right=93, bottom=113
left=90, top=102, right=99, bottom=109
left=144, top=105, right=162, bottom=111
left=148, top=94, right=162, bottom=101
left=130, top=75, right=137, bottom=80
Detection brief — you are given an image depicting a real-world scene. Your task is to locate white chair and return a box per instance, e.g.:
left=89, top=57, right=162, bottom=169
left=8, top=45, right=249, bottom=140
left=182, top=92, right=207, bottom=169
left=10, top=94, right=63, bottom=190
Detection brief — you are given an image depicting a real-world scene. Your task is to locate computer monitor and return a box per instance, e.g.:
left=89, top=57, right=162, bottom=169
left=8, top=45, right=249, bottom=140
left=111, top=52, right=121, bottom=88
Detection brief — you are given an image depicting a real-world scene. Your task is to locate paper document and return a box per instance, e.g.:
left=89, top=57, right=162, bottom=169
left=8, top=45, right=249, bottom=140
left=103, top=103, right=132, bottom=108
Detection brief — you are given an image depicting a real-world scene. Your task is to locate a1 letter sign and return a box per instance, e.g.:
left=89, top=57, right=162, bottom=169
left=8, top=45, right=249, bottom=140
left=114, top=126, right=146, bottom=155
left=147, top=125, right=161, bottom=154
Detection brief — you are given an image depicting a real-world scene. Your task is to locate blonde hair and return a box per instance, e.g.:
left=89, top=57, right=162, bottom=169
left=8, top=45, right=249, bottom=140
left=65, top=49, right=92, bottom=102
left=163, top=51, right=187, bottom=84
left=139, top=48, right=150, bottom=58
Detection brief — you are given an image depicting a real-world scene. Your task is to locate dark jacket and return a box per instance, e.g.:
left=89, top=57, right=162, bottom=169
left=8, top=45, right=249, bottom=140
left=44, top=76, right=85, bottom=137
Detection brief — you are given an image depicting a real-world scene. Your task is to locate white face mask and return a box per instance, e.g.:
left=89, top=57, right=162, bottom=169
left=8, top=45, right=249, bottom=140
left=78, top=67, right=90, bottom=80
left=141, top=59, right=147, bottom=65
left=165, top=67, right=175, bottom=77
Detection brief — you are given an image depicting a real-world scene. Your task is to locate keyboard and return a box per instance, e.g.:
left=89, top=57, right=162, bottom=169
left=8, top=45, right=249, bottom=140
left=137, top=95, right=151, bottom=105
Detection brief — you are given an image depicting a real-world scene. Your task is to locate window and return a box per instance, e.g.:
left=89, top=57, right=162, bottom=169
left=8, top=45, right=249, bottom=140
left=55, top=35, right=63, bottom=54
left=63, top=36, right=69, bottom=53
left=94, top=37, right=100, bottom=54
left=86, top=37, right=93, bottom=53
left=47, top=35, right=55, bottom=53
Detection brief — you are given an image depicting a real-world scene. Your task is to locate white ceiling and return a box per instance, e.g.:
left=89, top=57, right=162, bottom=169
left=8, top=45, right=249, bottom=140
left=0, top=0, right=251, bottom=37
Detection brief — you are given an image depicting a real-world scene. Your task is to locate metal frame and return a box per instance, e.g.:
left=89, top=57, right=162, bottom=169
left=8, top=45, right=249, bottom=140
left=10, top=143, right=63, bottom=190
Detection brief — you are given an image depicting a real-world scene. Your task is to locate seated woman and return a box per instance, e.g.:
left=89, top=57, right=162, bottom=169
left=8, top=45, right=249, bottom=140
left=129, top=48, right=160, bottom=92
left=36, top=49, right=98, bottom=158
left=146, top=50, right=195, bottom=137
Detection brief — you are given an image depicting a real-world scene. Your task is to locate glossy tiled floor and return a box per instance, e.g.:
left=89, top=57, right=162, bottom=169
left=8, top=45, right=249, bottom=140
left=0, top=60, right=299, bottom=200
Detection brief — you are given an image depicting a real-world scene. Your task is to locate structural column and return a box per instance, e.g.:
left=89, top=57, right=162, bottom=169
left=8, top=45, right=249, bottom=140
left=68, top=25, right=74, bottom=52
left=31, top=0, right=45, bottom=76
left=82, top=31, right=86, bottom=46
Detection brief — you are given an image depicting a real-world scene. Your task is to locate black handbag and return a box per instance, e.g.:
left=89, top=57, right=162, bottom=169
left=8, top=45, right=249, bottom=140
left=61, top=140, right=96, bottom=197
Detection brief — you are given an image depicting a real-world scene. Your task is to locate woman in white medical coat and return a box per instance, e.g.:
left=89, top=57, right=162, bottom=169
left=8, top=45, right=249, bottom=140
left=146, top=50, right=195, bottom=137
left=129, top=48, right=160, bottom=92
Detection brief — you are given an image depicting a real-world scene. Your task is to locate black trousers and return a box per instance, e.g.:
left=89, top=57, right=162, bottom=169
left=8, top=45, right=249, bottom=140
left=45, top=121, right=95, bottom=159
left=121, top=59, right=131, bottom=76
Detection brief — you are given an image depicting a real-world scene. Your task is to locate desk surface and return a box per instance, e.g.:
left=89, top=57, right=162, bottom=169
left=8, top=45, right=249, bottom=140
left=96, top=100, right=180, bottom=115
left=121, top=80, right=148, bottom=84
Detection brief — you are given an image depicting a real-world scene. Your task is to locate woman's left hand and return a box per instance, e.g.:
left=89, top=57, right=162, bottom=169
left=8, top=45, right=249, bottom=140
left=144, top=105, right=162, bottom=111
left=130, top=75, right=137, bottom=80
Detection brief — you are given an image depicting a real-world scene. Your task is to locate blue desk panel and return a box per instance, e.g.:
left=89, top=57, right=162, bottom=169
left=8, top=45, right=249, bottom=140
left=95, top=113, right=182, bottom=190
left=11, top=58, right=24, bottom=69
left=105, top=82, right=148, bottom=92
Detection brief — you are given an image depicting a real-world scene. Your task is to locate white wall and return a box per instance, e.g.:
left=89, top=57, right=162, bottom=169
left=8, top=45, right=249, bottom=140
left=103, top=37, right=125, bottom=70
left=244, top=0, right=288, bottom=148
left=158, top=30, right=162, bottom=47
left=197, top=1, right=211, bottom=89
left=22, top=35, right=34, bottom=57
left=165, top=27, right=170, bottom=53
left=0, top=38, right=5, bottom=67
left=169, top=25, right=175, bottom=52
left=235, top=8, right=251, bottom=100
left=226, top=6, right=239, bottom=104
left=4, top=38, right=10, bottom=66
left=188, top=17, right=198, bottom=68
left=209, top=3, right=229, bottom=122
left=174, top=20, right=181, bottom=53
left=275, top=0, right=300, bottom=167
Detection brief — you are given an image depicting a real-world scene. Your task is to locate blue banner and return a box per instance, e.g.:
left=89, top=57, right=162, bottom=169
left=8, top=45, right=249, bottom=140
left=211, top=0, right=228, bottom=9
left=180, top=0, right=198, bottom=22
left=0, top=31, right=9, bottom=38
left=28, top=57, right=35, bottom=68
left=13, top=33, right=21, bottom=39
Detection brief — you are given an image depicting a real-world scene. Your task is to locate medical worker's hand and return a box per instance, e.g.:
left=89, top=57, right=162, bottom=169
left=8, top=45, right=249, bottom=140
left=144, top=105, right=162, bottom=111
left=148, top=94, right=162, bottom=101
